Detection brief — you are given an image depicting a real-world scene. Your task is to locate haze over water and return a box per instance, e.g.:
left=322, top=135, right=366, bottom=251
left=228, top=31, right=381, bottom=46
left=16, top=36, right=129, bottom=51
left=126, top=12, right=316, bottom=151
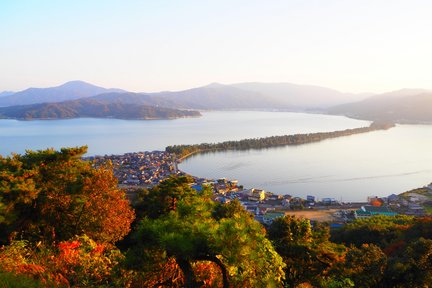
left=2, top=111, right=431, bottom=201
left=0, top=111, right=367, bottom=155
left=180, top=122, right=432, bottom=202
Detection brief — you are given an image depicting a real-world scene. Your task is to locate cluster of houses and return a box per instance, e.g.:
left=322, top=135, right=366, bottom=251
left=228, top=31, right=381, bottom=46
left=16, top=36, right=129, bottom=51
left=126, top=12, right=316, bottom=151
left=87, top=151, right=178, bottom=186
left=192, top=177, right=355, bottom=225
left=355, top=187, right=432, bottom=219
left=86, top=151, right=432, bottom=226
left=202, top=178, right=432, bottom=225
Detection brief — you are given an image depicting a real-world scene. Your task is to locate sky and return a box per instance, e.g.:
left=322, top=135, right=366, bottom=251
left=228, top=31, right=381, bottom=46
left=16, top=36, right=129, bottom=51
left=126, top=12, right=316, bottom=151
left=1, top=0, right=432, bottom=93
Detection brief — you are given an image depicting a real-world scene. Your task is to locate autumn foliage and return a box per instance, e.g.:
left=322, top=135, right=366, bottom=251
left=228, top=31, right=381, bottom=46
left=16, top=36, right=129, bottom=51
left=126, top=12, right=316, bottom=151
left=0, top=236, right=127, bottom=287
left=0, top=146, right=134, bottom=244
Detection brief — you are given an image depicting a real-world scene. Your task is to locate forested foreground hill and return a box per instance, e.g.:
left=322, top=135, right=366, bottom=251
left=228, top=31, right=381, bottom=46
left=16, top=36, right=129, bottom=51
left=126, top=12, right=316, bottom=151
left=2, top=147, right=432, bottom=287
left=0, top=98, right=201, bottom=120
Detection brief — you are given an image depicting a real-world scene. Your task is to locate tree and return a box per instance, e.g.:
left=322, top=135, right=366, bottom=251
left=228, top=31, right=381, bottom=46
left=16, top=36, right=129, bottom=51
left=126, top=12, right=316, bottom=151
left=330, top=215, right=413, bottom=248
left=385, top=238, right=432, bottom=287
left=127, top=176, right=285, bottom=287
left=0, top=146, right=135, bottom=244
left=268, top=216, right=344, bottom=287
left=342, top=244, right=387, bottom=288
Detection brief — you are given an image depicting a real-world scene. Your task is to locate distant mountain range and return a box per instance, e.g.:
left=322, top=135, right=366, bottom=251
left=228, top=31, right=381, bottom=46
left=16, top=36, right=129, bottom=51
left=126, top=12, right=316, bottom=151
left=0, top=81, right=126, bottom=107
left=231, top=82, right=370, bottom=109
left=328, top=89, right=432, bottom=123
left=0, top=81, right=368, bottom=110
left=1, top=81, right=431, bottom=123
left=96, top=82, right=367, bottom=110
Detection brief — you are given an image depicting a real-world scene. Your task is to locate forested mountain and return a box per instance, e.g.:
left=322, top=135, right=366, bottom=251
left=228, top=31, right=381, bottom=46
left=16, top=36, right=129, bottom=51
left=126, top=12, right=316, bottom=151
left=0, top=81, right=126, bottom=107
left=328, top=89, right=432, bottom=123
left=0, top=98, right=200, bottom=120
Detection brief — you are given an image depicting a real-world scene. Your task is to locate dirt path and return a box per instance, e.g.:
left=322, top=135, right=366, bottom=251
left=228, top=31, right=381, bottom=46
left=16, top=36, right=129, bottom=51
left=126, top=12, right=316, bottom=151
left=284, top=209, right=341, bottom=222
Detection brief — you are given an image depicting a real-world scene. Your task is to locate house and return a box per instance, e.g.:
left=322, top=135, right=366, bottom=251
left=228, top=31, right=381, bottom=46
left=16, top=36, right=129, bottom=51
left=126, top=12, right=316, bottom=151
left=367, top=196, right=380, bottom=204
left=387, top=194, right=400, bottom=204
left=355, top=205, right=397, bottom=219
left=191, top=184, right=203, bottom=192
left=215, top=197, right=231, bottom=204
left=281, top=199, right=291, bottom=208
left=322, top=198, right=337, bottom=205
left=245, top=188, right=266, bottom=202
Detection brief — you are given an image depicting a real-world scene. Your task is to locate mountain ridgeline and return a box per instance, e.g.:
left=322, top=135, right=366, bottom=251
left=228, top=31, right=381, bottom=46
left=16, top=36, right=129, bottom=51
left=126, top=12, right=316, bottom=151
left=1, top=81, right=432, bottom=122
left=0, top=81, right=369, bottom=109
left=89, top=82, right=369, bottom=110
left=328, top=89, right=432, bottom=123
left=166, top=121, right=395, bottom=159
left=0, top=99, right=200, bottom=120
left=0, top=81, right=126, bottom=107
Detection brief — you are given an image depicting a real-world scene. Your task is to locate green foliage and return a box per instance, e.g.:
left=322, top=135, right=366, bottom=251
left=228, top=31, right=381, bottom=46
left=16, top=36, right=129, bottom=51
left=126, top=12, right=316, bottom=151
left=0, top=271, right=45, bottom=288
left=320, top=277, right=355, bottom=288
left=385, top=238, right=432, bottom=288
left=331, top=215, right=414, bottom=248
left=342, top=244, right=387, bottom=288
left=128, top=176, right=285, bottom=287
left=268, top=216, right=346, bottom=287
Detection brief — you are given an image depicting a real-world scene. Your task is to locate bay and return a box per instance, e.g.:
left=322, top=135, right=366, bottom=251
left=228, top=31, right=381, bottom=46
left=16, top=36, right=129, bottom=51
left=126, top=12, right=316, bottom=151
left=180, top=124, right=432, bottom=202
left=1, top=111, right=430, bottom=202
left=0, top=111, right=367, bottom=156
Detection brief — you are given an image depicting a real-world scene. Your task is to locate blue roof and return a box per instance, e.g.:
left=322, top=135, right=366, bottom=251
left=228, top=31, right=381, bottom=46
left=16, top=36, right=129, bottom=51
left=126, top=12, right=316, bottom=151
left=191, top=184, right=203, bottom=191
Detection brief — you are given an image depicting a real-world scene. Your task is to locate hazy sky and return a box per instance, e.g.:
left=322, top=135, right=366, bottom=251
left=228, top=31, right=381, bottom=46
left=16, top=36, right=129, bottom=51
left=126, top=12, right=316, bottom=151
left=1, top=0, right=432, bottom=93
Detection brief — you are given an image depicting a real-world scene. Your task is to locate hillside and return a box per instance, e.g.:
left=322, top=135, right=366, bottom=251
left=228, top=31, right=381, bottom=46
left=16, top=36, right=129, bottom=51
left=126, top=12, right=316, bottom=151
left=90, top=84, right=280, bottom=110
left=0, top=98, right=200, bottom=120
left=1, top=81, right=374, bottom=111
left=90, top=82, right=370, bottom=110
left=0, top=81, right=126, bottom=107
left=231, top=82, right=369, bottom=109
left=147, top=83, right=281, bottom=109
left=328, top=89, right=432, bottom=123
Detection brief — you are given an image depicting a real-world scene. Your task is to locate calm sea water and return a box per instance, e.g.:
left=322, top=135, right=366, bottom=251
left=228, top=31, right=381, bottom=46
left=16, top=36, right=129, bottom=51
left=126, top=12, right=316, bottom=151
left=0, top=111, right=367, bottom=156
left=1, top=111, right=430, bottom=201
left=180, top=123, right=432, bottom=202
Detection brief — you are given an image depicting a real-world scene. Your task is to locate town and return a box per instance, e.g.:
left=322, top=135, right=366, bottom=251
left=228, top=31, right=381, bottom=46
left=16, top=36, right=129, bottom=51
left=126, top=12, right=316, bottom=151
left=87, top=151, right=432, bottom=226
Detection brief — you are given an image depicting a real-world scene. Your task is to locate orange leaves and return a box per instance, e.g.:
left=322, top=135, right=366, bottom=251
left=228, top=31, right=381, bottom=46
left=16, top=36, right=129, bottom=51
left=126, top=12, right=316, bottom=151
left=0, top=236, right=125, bottom=287
left=58, top=240, right=80, bottom=251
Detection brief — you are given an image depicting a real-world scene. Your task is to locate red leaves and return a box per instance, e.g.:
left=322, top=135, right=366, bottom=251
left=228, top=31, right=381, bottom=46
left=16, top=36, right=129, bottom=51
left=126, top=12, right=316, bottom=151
left=58, top=240, right=80, bottom=251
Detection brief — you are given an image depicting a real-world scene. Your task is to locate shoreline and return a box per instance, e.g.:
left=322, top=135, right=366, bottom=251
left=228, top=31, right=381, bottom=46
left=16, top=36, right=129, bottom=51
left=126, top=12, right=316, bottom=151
left=171, top=121, right=395, bottom=163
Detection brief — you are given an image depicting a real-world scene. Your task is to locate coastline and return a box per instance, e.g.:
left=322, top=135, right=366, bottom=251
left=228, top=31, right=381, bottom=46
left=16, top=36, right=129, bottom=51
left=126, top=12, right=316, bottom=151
left=170, top=121, right=396, bottom=163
